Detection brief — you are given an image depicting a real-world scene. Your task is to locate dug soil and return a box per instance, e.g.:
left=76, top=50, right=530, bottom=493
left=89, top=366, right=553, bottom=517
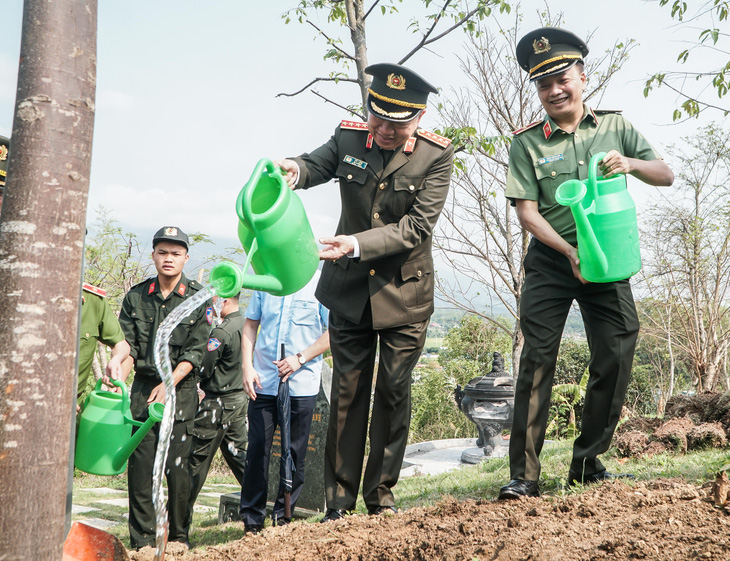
left=132, top=479, right=729, bottom=561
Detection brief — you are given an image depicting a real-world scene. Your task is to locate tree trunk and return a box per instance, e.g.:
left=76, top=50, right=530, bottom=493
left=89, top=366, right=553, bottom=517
left=346, top=0, right=370, bottom=110
left=0, top=1, right=97, bottom=559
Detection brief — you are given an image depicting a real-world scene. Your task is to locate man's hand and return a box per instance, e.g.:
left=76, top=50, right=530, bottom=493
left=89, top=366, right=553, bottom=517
left=148, top=383, right=166, bottom=404
left=599, top=150, right=630, bottom=177
left=274, top=355, right=300, bottom=383
left=273, top=159, right=299, bottom=188
left=319, top=236, right=355, bottom=261
left=243, top=368, right=263, bottom=400
left=566, top=246, right=588, bottom=284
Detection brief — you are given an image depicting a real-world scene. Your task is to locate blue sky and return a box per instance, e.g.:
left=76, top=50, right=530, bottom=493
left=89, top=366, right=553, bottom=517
left=0, top=1, right=723, bottom=260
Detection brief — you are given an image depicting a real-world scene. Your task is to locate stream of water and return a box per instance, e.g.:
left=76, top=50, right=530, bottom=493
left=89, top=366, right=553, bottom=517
left=151, top=286, right=214, bottom=560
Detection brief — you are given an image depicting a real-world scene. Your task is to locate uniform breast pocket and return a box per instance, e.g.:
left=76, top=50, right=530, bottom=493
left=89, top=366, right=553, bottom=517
left=336, top=162, right=369, bottom=210
left=534, top=159, right=574, bottom=205
left=392, top=175, right=426, bottom=216
left=169, top=316, right=196, bottom=348
left=80, top=325, right=99, bottom=342
left=128, top=308, right=155, bottom=351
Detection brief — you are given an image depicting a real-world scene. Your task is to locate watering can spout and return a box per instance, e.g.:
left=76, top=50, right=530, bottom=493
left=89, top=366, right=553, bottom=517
left=555, top=179, right=609, bottom=276
left=111, top=402, right=165, bottom=472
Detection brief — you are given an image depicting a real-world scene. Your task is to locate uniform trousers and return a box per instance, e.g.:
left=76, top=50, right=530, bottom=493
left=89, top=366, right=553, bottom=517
left=239, top=393, right=317, bottom=526
left=185, top=391, right=248, bottom=532
left=325, top=305, right=428, bottom=511
left=127, top=380, right=197, bottom=548
left=510, top=240, right=639, bottom=482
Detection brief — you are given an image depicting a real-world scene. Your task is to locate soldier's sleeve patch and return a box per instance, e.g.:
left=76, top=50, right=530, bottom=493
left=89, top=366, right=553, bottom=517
left=207, top=338, right=221, bottom=352
left=416, top=129, right=451, bottom=148
left=340, top=120, right=369, bottom=131
left=205, top=306, right=214, bottom=325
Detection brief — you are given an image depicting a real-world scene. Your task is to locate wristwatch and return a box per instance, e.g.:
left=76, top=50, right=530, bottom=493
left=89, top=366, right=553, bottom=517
left=296, top=352, right=306, bottom=366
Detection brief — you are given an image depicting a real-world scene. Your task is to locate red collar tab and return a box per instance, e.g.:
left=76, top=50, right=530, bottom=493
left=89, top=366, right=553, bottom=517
left=404, top=137, right=417, bottom=154
left=366, top=133, right=374, bottom=150
left=543, top=121, right=553, bottom=140
left=82, top=283, right=107, bottom=297
left=148, top=282, right=156, bottom=295
left=340, top=120, right=369, bottom=131
left=178, top=283, right=186, bottom=296
left=416, top=129, right=451, bottom=148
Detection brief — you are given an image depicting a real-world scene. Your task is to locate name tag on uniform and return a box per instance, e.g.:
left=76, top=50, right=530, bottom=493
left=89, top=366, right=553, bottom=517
left=537, top=154, right=564, bottom=165
left=343, top=155, right=367, bottom=169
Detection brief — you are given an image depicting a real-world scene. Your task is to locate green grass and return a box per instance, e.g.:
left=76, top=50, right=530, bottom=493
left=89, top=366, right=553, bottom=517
left=71, top=442, right=729, bottom=550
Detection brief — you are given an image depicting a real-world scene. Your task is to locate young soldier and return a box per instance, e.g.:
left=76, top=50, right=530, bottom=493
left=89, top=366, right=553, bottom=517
left=118, top=226, right=211, bottom=548
left=185, top=293, right=247, bottom=532
left=499, top=28, right=673, bottom=500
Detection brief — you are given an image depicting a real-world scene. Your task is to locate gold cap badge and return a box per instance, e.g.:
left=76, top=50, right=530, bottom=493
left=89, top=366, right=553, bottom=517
left=533, top=37, right=551, bottom=54
left=386, top=73, right=406, bottom=90
left=0, top=145, right=7, bottom=161
left=165, top=227, right=178, bottom=236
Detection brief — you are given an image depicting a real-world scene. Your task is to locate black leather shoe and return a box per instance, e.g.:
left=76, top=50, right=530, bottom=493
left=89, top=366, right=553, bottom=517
left=271, top=515, right=291, bottom=527
left=320, top=508, right=348, bottom=523
left=244, top=524, right=263, bottom=534
left=498, top=479, right=540, bottom=500
left=568, top=469, right=635, bottom=487
left=368, top=505, right=398, bottom=515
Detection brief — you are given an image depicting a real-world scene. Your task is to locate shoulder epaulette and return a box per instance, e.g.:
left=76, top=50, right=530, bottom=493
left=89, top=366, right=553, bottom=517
left=82, top=282, right=106, bottom=297
left=130, top=277, right=154, bottom=290
left=416, top=129, right=451, bottom=148
left=511, top=121, right=542, bottom=136
left=340, top=120, right=369, bottom=131
left=594, top=109, right=623, bottom=114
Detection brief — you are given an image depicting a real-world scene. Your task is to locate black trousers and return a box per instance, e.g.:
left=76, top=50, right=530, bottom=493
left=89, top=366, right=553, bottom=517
left=127, top=376, right=197, bottom=549
left=325, top=305, right=428, bottom=511
left=510, top=240, right=639, bottom=481
left=185, top=391, right=248, bottom=532
left=239, top=393, right=317, bottom=526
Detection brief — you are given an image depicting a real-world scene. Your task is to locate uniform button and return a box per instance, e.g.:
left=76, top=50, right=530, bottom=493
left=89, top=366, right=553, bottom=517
left=373, top=212, right=380, bottom=219
left=85, top=333, right=90, bottom=337
left=578, top=160, right=584, bottom=166
left=551, top=171, right=556, bottom=177
left=162, top=304, right=166, bottom=308
left=409, top=185, right=415, bottom=191
left=347, top=174, right=353, bottom=180
left=417, top=270, right=422, bottom=278
left=369, top=269, right=375, bottom=276
left=379, top=183, right=385, bottom=190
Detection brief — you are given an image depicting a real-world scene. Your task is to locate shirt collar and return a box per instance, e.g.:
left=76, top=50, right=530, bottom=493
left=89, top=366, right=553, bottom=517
left=542, top=105, right=598, bottom=140
left=150, top=274, right=189, bottom=298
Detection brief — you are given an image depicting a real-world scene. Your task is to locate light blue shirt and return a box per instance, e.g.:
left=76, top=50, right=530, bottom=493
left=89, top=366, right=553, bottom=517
left=245, top=272, right=329, bottom=397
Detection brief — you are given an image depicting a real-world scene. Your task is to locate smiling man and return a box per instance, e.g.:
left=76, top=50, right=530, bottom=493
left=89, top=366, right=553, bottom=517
left=499, top=28, right=674, bottom=500
left=117, top=226, right=211, bottom=549
left=275, top=63, right=454, bottom=521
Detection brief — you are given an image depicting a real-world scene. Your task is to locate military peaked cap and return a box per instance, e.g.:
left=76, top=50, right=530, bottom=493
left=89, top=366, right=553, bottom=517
left=365, top=63, right=438, bottom=122
left=516, top=27, right=589, bottom=82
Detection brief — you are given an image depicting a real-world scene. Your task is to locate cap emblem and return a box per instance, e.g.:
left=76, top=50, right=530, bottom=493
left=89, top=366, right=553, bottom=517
left=386, top=73, right=406, bottom=90
left=164, top=227, right=178, bottom=236
left=0, top=146, right=7, bottom=161
left=533, top=37, right=551, bottom=54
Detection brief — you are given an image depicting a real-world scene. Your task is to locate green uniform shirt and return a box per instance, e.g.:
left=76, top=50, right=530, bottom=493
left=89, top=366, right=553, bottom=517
left=77, top=287, right=125, bottom=400
left=199, top=310, right=244, bottom=396
left=119, top=274, right=211, bottom=381
left=505, top=106, right=660, bottom=245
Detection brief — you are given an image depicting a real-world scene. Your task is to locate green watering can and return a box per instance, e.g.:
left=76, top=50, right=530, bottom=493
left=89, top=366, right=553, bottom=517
left=555, top=152, right=641, bottom=283
left=209, top=158, right=319, bottom=298
left=74, top=379, right=164, bottom=476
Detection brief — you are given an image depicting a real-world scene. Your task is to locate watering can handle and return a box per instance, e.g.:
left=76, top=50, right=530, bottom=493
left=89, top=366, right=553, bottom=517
left=93, top=378, right=130, bottom=418
left=588, top=152, right=610, bottom=201
left=236, top=158, right=284, bottom=233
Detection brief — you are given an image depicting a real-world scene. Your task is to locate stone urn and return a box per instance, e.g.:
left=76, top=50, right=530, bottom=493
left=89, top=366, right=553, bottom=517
left=454, top=352, right=515, bottom=462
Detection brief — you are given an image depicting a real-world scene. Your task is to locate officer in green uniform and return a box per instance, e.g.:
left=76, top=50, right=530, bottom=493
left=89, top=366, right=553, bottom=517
left=77, top=282, right=129, bottom=408
left=118, top=226, right=211, bottom=549
left=276, top=63, right=454, bottom=520
left=0, top=135, right=10, bottom=210
left=185, top=293, right=247, bottom=532
left=499, top=28, right=674, bottom=500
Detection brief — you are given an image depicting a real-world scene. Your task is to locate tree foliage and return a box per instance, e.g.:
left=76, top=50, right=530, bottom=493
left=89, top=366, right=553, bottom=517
left=644, top=0, right=730, bottom=119
left=638, top=123, right=730, bottom=392
left=280, top=0, right=511, bottom=118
